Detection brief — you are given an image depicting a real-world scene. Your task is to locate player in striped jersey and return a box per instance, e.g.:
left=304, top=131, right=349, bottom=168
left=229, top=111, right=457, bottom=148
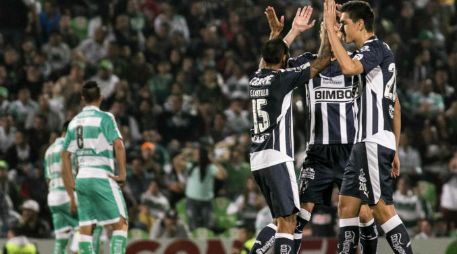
left=45, top=122, right=79, bottom=254
left=324, top=1, right=412, bottom=253
left=61, top=81, right=128, bottom=254
left=249, top=6, right=331, bottom=254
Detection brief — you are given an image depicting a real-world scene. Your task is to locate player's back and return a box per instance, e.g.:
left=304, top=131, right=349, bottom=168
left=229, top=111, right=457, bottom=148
left=249, top=60, right=311, bottom=170
left=351, top=37, right=397, bottom=150
left=65, top=106, right=121, bottom=174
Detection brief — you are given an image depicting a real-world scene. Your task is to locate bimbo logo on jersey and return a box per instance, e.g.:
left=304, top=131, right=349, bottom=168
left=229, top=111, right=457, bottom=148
left=314, top=87, right=353, bottom=103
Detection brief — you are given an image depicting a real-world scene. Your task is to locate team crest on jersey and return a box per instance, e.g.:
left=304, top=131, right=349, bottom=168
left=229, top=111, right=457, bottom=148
left=389, top=104, right=395, bottom=119
left=360, top=45, right=370, bottom=52
left=251, top=133, right=270, bottom=143
left=359, top=169, right=369, bottom=198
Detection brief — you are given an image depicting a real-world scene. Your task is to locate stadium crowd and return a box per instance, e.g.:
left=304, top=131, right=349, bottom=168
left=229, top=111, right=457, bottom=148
left=0, top=0, right=456, bottom=242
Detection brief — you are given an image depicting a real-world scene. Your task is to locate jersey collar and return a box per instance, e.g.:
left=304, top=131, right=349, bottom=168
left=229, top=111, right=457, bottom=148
left=83, top=105, right=100, bottom=111
left=363, top=35, right=378, bottom=45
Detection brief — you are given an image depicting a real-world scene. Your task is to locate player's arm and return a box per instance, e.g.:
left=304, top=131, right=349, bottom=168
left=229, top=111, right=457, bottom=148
left=61, top=150, right=77, bottom=212
left=260, top=6, right=315, bottom=69
left=309, top=21, right=331, bottom=78
left=391, top=98, right=401, bottom=177
left=111, top=138, right=127, bottom=184
left=324, top=0, right=363, bottom=76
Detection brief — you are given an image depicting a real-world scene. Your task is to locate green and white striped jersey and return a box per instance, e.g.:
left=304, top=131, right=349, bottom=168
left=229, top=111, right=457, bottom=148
left=45, top=137, right=66, bottom=193
left=63, top=106, right=122, bottom=177
left=44, top=137, right=77, bottom=206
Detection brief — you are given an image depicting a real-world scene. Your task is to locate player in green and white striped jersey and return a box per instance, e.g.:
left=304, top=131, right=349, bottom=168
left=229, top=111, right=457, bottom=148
left=45, top=122, right=78, bottom=254
left=61, top=81, right=128, bottom=254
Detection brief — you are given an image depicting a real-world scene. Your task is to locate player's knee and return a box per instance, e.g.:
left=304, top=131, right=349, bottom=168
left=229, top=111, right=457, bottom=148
left=113, top=217, right=128, bottom=231
left=371, top=200, right=396, bottom=224
left=276, top=214, right=296, bottom=233
left=358, top=205, right=373, bottom=223
left=338, top=197, right=360, bottom=218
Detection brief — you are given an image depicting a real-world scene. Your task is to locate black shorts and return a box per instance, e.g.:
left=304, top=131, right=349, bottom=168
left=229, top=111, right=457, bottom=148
left=252, top=161, right=300, bottom=218
left=340, top=142, right=395, bottom=205
left=299, top=144, right=353, bottom=206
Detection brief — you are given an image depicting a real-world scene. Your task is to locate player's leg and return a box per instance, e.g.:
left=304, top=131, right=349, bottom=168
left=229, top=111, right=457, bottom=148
left=50, top=204, right=73, bottom=254
left=54, top=230, right=71, bottom=254
left=79, top=225, right=95, bottom=254
left=365, top=143, right=413, bottom=254
left=359, top=204, right=378, bottom=254
left=250, top=162, right=300, bottom=254
left=92, top=225, right=103, bottom=254
left=110, top=217, right=128, bottom=254
left=338, top=143, right=366, bottom=254
left=91, top=177, right=128, bottom=254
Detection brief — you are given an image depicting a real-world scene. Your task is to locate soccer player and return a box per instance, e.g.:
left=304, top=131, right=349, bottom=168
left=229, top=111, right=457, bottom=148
left=61, top=81, right=128, bottom=254
left=263, top=7, right=378, bottom=254
left=324, top=1, right=412, bottom=253
left=44, top=121, right=79, bottom=254
left=249, top=6, right=331, bottom=254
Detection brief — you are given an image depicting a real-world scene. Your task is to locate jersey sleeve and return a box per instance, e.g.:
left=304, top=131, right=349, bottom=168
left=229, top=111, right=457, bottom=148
left=62, top=127, right=76, bottom=153
left=287, top=52, right=315, bottom=67
left=352, top=41, right=383, bottom=74
left=279, top=62, right=311, bottom=93
left=102, top=113, right=122, bottom=143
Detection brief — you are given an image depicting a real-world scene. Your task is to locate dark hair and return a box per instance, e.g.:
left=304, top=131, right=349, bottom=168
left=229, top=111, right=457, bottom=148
left=261, top=38, right=289, bottom=65
left=341, top=1, right=375, bottom=32
left=82, top=81, right=101, bottom=103
left=62, top=121, right=70, bottom=134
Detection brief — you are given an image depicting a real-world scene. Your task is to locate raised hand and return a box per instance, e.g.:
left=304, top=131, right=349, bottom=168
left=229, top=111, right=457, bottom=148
left=292, top=6, right=316, bottom=32
left=324, top=0, right=337, bottom=31
left=265, top=6, right=284, bottom=36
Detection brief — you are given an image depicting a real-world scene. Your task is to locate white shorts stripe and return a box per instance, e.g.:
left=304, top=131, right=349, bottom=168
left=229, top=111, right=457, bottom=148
left=286, top=161, right=300, bottom=211
left=366, top=142, right=381, bottom=204
left=109, top=178, right=127, bottom=218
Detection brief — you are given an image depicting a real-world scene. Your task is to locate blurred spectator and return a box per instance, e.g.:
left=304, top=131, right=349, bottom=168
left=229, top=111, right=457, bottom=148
left=148, top=61, right=173, bottom=105
left=223, top=145, right=251, bottom=198
left=393, top=177, right=426, bottom=233
left=6, top=130, right=37, bottom=171
left=154, top=3, right=190, bottom=41
left=398, top=132, right=422, bottom=174
left=0, top=115, right=17, bottom=154
left=25, top=95, right=62, bottom=132
left=2, top=226, right=38, bottom=254
left=126, top=158, right=151, bottom=204
left=227, top=177, right=261, bottom=224
left=0, top=160, right=20, bottom=210
left=8, top=89, right=37, bottom=127
left=164, top=152, right=187, bottom=208
left=39, top=1, right=61, bottom=41
left=185, top=146, right=226, bottom=230
left=231, top=222, right=255, bottom=254
left=440, top=153, right=457, bottom=234
left=224, top=99, right=250, bottom=134
left=90, top=60, right=120, bottom=100
left=141, top=179, right=170, bottom=218
left=411, top=79, right=445, bottom=118
left=42, top=30, right=71, bottom=75
left=17, top=199, right=50, bottom=238
left=414, top=219, right=434, bottom=239
left=76, top=26, right=108, bottom=66
left=149, top=209, right=189, bottom=239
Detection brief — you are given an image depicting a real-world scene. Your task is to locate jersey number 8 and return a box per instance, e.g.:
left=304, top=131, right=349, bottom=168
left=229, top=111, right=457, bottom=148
left=76, top=125, right=84, bottom=149
left=252, top=98, right=270, bottom=134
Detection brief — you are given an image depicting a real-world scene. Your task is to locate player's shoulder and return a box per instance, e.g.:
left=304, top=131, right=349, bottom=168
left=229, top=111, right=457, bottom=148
left=363, top=37, right=393, bottom=53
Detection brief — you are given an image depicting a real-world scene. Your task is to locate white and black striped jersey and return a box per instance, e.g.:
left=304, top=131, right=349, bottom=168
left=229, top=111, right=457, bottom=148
left=249, top=57, right=311, bottom=171
left=351, top=36, right=397, bottom=150
left=289, top=54, right=356, bottom=145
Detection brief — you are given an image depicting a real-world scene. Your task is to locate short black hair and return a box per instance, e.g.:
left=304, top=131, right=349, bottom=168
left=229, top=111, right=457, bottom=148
left=82, top=81, right=101, bottom=103
left=261, top=38, right=289, bottom=65
left=341, top=1, right=375, bottom=32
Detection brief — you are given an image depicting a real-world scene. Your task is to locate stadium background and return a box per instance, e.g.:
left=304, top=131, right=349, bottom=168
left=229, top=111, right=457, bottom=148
left=0, top=0, right=456, bottom=253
